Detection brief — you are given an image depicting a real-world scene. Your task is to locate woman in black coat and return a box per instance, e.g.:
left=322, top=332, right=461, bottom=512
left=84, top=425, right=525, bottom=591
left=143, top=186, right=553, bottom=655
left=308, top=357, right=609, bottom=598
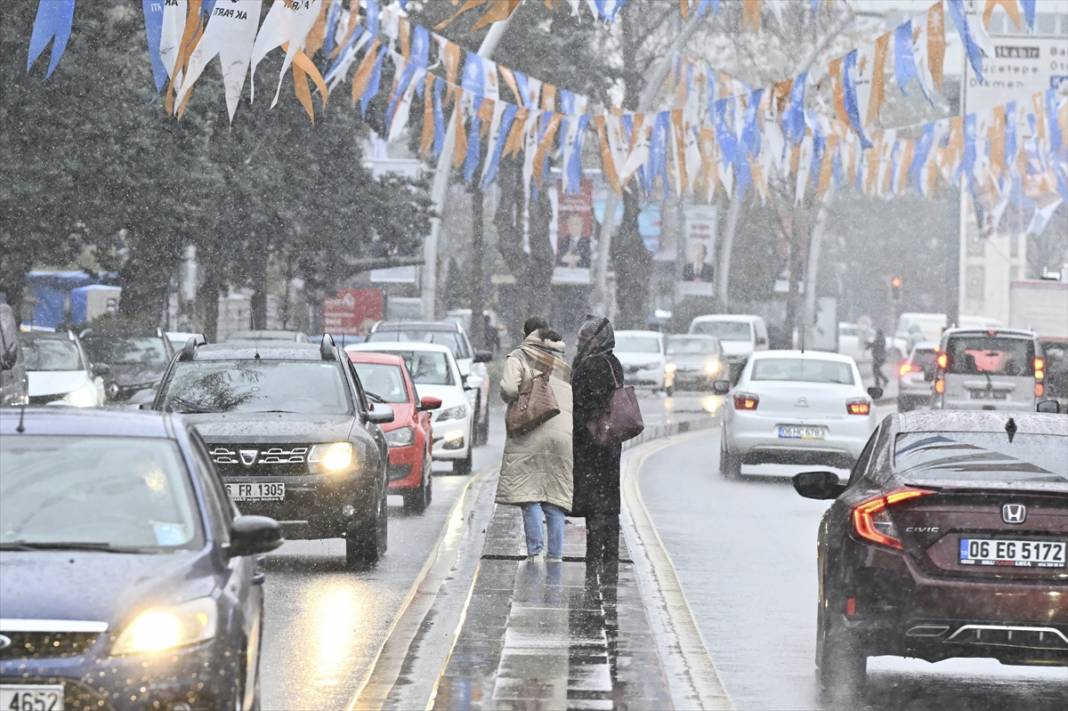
left=571, top=315, right=624, bottom=566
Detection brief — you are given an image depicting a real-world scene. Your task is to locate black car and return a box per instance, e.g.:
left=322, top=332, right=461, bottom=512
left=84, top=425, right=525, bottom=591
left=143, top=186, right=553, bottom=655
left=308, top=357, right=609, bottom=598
left=793, top=410, right=1068, bottom=699
left=152, top=337, right=394, bottom=568
left=0, top=407, right=282, bottom=711
left=80, top=327, right=175, bottom=402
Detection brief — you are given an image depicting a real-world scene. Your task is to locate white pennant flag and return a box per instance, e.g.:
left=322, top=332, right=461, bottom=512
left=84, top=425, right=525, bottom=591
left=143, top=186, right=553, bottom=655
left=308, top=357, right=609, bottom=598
left=388, top=65, right=425, bottom=142
left=795, top=134, right=813, bottom=205
left=521, top=111, right=543, bottom=205
left=175, top=1, right=263, bottom=121
left=325, top=30, right=372, bottom=92
left=159, top=0, right=188, bottom=82
left=250, top=0, right=323, bottom=108
left=620, top=122, right=652, bottom=185
left=603, top=112, right=628, bottom=180
left=481, top=99, right=509, bottom=184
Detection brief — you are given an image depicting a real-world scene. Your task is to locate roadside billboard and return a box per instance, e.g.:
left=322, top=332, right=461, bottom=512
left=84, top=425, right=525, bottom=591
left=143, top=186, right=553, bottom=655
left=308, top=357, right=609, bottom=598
left=322, top=288, right=382, bottom=336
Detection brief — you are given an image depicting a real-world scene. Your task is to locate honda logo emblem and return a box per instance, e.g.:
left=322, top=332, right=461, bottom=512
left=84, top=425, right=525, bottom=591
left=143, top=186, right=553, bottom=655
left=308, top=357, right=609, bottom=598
left=239, top=449, right=258, bottom=467
left=1001, top=503, right=1027, bottom=525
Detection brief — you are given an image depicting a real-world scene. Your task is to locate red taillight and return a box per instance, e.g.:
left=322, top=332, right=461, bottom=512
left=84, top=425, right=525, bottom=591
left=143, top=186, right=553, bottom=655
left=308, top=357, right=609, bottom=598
left=846, top=399, right=871, bottom=415
left=1036, top=382, right=1045, bottom=398
left=852, top=488, right=935, bottom=549
left=898, top=360, right=915, bottom=376
left=733, top=392, right=759, bottom=410
left=845, top=596, right=857, bottom=617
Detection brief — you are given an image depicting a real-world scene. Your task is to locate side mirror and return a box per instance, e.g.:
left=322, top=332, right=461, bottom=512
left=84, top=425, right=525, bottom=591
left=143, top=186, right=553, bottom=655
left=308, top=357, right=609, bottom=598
left=367, top=404, right=395, bottom=425
left=756, top=337, right=768, bottom=347
left=91, top=362, right=110, bottom=376
left=229, top=515, right=284, bottom=557
left=1037, top=399, right=1061, bottom=414
left=712, top=379, right=731, bottom=395
left=473, top=350, right=493, bottom=364
left=792, top=471, right=846, bottom=500
left=420, top=396, right=442, bottom=411
left=0, top=344, right=17, bottom=370
left=867, top=386, right=884, bottom=401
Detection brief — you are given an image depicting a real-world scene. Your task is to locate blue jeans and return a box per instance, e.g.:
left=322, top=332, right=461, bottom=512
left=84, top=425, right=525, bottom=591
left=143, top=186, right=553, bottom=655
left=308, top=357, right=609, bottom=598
left=520, top=502, right=566, bottom=558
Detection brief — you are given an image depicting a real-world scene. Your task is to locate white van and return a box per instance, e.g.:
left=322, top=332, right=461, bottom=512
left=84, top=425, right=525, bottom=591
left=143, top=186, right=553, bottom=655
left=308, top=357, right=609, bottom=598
left=688, top=315, right=769, bottom=381
left=932, top=327, right=1045, bottom=412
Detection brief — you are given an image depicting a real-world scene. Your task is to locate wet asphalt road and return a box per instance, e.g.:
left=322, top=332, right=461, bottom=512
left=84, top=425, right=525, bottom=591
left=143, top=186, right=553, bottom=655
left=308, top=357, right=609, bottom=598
left=638, top=404, right=1068, bottom=711
left=257, top=389, right=692, bottom=711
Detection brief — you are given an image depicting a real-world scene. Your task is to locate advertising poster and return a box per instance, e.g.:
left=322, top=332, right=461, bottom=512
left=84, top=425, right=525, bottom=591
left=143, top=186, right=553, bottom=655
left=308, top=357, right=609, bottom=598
left=553, top=177, right=594, bottom=284
left=322, top=288, right=382, bottom=336
left=677, top=204, right=717, bottom=298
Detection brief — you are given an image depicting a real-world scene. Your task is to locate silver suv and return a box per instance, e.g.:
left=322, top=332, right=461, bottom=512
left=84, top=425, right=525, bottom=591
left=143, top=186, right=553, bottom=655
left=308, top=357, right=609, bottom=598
left=932, top=328, right=1045, bottom=412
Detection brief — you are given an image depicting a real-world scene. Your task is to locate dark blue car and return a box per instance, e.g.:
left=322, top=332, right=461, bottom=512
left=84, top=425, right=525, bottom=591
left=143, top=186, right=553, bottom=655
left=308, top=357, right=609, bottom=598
left=0, top=408, right=282, bottom=711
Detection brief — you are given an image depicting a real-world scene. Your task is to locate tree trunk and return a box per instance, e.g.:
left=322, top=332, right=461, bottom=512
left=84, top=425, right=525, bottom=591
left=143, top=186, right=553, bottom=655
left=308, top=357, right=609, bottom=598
left=249, top=248, right=269, bottom=329
left=200, top=275, right=221, bottom=343
left=469, top=184, right=486, bottom=349
left=611, top=190, right=652, bottom=329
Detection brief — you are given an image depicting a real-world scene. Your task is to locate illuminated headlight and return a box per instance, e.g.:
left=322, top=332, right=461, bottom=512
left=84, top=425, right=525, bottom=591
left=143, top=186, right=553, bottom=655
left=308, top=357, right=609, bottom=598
left=385, top=426, right=415, bottom=447
left=438, top=404, right=468, bottom=421
left=704, top=358, right=721, bottom=375
left=308, top=442, right=356, bottom=474
left=664, top=363, right=677, bottom=374
left=111, top=597, right=217, bottom=655
left=67, top=382, right=98, bottom=407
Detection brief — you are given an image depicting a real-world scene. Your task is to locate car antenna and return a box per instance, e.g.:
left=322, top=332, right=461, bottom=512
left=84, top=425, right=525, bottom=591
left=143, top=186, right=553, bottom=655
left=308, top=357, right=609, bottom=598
left=15, top=404, right=26, bottom=433
left=1004, top=417, right=1017, bottom=443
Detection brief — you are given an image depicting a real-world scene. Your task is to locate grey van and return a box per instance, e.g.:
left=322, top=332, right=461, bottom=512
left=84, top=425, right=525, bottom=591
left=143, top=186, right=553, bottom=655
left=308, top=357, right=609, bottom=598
left=0, top=304, right=29, bottom=406
left=932, top=327, right=1045, bottom=412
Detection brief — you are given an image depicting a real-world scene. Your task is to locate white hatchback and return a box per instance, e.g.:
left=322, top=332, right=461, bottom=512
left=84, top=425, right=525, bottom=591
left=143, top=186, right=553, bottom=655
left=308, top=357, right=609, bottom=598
left=347, top=342, right=476, bottom=475
left=719, top=350, right=880, bottom=479
left=614, top=330, right=674, bottom=394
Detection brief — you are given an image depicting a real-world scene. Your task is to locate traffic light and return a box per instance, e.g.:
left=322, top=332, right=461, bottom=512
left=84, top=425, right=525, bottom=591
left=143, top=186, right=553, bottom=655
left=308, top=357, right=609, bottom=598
left=890, top=275, right=903, bottom=301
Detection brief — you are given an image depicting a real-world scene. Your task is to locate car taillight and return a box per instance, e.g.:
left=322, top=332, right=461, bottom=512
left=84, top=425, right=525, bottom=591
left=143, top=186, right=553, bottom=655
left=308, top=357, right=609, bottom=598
left=846, top=399, right=871, bottom=415
left=898, top=360, right=915, bottom=376
left=1034, top=356, right=1045, bottom=381
left=733, top=392, right=759, bottom=410
left=852, top=488, right=935, bottom=549
left=936, top=352, right=949, bottom=370
left=1035, top=382, right=1045, bottom=397
left=934, top=378, right=945, bottom=394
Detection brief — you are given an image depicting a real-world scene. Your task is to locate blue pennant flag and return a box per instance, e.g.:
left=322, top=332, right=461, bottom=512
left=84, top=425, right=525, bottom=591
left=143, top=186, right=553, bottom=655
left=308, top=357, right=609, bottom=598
left=784, top=72, right=807, bottom=144
left=645, top=112, right=669, bottom=193
left=696, top=0, right=719, bottom=16
left=810, top=0, right=820, bottom=13
left=843, top=50, right=873, bottom=149
left=322, top=0, right=343, bottom=58
left=141, top=0, right=166, bottom=92
left=893, top=21, right=921, bottom=95
left=462, top=53, right=486, bottom=98
left=201, top=0, right=216, bottom=20
left=385, top=25, right=429, bottom=129
left=565, top=115, right=590, bottom=194
left=714, top=99, right=738, bottom=171
left=366, top=0, right=380, bottom=38
left=558, top=90, right=575, bottom=153
left=1005, top=101, right=1017, bottom=166
left=27, top=0, right=76, bottom=78
left=464, top=108, right=482, bottom=184
left=909, top=123, right=936, bottom=195
left=483, top=104, right=518, bottom=189
left=960, top=113, right=977, bottom=188
left=1046, top=89, right=1062, bottom=153
left=432, top=77, right=446, bottom=158
left=325, top=27, right=366, bottom=84
left=832, top=147, right=843, bottom=190
left=360, top=45, right=388, bottom=116
left=947, top=0, right=984, bottom=84
left=1057, top=165, right=1068, bottom=204
left=1020, top=0, right=1036, bottom=31
left=742, top=88, right=764, bottom=156
left=706, top=72, right=718, bottom=125
left=810, top=127, right=825, bottom=188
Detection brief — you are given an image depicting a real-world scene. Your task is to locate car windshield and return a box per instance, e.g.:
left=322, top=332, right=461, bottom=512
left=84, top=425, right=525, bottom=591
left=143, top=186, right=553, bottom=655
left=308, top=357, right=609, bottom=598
left=751, top=358, right=855, bottom=385
left=691, top=321, right=752, bottom=341
left=910, top=348, right=937, bottom=370
left=839, top=325, right=858, bottom=337
left=367, top=329, right=471, bottom=359
left=376, top=351, right=454, bottom=386
left=667, top=337, right=718, bottom=355
left=160, top=360, right=350, bottom=414
left=895, top=432, right=1068, bottom=484
left=353, top=362, right=408, bottom=403
left=615, top=335, right=660, bottom=354
left=944, top=335, right=1035, bottom=376
left=0, top=435, right=201, bottom=550
left=82, top=336, right=167, bottom=366
left=23, top=338, right=83, bottom=371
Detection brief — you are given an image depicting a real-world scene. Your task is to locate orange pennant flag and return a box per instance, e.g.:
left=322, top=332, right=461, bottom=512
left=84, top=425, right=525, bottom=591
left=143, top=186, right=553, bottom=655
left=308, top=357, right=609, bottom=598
left=290, top=48, right=329, bottom=122
left=471, top=0, right=521, bottom=31
left=671, top=109, right=688, bottom=195
left=532, top=113, right=563, bottom=187
left=868, top=33, right=889, bottom=123
left=541, top=84, right=557, bottom=112
left=697, top=127, right=718, bottom=201
left=498, top=65, right=522, bottom=105
left=679, top=0, right=690, bottom=19
left=742, top=0, right=761, bottom=31
left=436, top=0, right=490, bottom=30
left=478, top=98, right=495, bottom=140
left=332, top=3, right=361, bottom=59
left=442, top=41, right=462, bottom=87
left=503, top=107, right=529, bottom=159
left=1032, top=93, right=1047, bottom=145
left=420, top=74, right=436, bottom=157
left=989, top=105, right=1006, bottom=176
left=594, top=115, right=623, bottom=195
left=828, top=58, right=849, bottom=128
left=304, top=0, right=330, bottom=58
left=927, top=3, right=946, bottom=91
left=816, top=135, right=838, bottom=199
left=350, top=39, right=382, bottom=106
left=165, top=0, right=204, bottom=115
left=452, top=94, right=469, bottom=171
left=982, top=0, right=1023, bottom=30
left=898, top=139, right=915, bottom=194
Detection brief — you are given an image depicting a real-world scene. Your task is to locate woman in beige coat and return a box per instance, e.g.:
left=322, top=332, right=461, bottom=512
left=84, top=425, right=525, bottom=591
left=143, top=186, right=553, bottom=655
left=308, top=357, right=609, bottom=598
left=497, top=317, right=574, bottom=561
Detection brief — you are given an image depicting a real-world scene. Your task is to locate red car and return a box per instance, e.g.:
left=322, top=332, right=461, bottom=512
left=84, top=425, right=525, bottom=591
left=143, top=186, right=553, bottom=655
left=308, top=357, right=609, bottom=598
left=349, top=352, right=441, bottom=513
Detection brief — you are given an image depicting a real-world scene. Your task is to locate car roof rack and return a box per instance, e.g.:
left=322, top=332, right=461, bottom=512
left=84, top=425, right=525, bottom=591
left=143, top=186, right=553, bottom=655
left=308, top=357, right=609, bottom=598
left=320, top=334, right=337, bottom=361
left=178, top=337, right=200, bottom=362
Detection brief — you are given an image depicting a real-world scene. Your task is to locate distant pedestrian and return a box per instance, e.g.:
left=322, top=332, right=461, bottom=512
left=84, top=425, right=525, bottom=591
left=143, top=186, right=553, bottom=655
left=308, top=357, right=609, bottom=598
left=866, top=328, right=888, bottom=389
left=484, top=312, right=500, bottom=354
left=570, top=315, right=624, bottom=573
left=497, top=317, right=574, bottom=562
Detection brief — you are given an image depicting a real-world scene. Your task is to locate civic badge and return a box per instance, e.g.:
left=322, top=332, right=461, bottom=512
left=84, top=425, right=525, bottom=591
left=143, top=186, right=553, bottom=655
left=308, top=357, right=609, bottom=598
left=239, top=449, right=259, bottom=467
left=0, top=634, right=11, bottom=650
left=1001, top=503, right=1027, bottom=525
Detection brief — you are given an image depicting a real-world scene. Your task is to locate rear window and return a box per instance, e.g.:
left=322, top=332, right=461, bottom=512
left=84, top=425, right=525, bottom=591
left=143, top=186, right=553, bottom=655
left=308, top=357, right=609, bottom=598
left=83, top=336, right=167, bottom=366
left=943, top=335, right=1035, bottom=376
left=910, top=348, right=937, bottom=370
left=895, top=432, right=1068, bottom=484
left=367, top=329, right=470, bottom=359
left=691, top=320, right=752, bottom=341
left=750, top=358, right=855, bottom=385
left=373, top=351, right=454, bottom=386
left=615, top=335, right=661, bottom=354
left=160, top=360, right=351, bottom=414
left=353, top=362, right=409, bottom=403
left=667, top=337, right=719, bottom=355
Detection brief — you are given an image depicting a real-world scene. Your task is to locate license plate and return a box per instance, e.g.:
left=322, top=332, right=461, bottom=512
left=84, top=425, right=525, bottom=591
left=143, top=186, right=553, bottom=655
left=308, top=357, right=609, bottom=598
left=777, top=425, right=826, bottom=440
left=959, top=538, right=1066, bottom=568
left=0, top=685, right=64, bottom=711
left=971, top=390, right=1007, bottom=400
left=226, top=482, right=285, bottom=502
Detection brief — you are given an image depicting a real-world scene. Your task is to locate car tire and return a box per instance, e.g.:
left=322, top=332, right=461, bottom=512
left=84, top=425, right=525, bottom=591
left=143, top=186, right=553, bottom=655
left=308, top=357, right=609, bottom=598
left=664, top=384, right=674, bottom=396
left=817, top=616, right=867, bottom=701
left=403, top=455, right=433, bottom=514
left=346, top=490, right=388, bottom=568
left=453, top=446, right=473, bottom=475
left=719, top=434, right=741, bottom=479
left=476, top=393, right=489, bottom=445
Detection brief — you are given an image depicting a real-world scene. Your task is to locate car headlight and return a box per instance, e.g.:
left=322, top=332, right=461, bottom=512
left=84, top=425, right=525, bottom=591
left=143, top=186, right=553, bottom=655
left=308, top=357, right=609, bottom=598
left=62, top=381, right=98, bottom=408
left=438, top=404, right=468, bottom=421
left=705, top=358, right=721, bottom=375
left=111, top=597, right=217, bottom=655
left=664, top=363, right=677, bottom=374
left=384, top=426, right=415, bottom=447
left=308, top=442, right=356, bottom=474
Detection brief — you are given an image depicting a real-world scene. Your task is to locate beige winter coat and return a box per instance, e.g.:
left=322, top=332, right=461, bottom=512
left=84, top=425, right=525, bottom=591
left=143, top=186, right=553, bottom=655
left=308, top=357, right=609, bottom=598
left=496, top=333, right=574, bottom=512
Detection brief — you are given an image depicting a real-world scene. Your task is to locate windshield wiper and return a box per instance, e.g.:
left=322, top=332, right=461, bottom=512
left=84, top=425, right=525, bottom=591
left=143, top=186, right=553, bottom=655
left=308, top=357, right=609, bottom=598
left=0, top=541, right=145, bottom=553
left=253, top=409, right=298, bottom=414
left=365, top=392, right=386, bottom=404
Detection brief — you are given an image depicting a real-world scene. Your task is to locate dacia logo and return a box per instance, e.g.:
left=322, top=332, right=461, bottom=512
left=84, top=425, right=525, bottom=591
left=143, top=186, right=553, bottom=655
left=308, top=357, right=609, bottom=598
left=0, top=634, right=11, bottom=651
left=239, top=449, right=259, bottom=467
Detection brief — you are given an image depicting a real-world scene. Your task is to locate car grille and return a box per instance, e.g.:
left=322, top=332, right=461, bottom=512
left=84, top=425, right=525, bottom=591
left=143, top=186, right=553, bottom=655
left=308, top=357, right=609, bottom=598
left=0, top=631, right=100, bottom=659
left=209, top=445, right=309, bottom=466
left=28, top=393, right=59, bottom=406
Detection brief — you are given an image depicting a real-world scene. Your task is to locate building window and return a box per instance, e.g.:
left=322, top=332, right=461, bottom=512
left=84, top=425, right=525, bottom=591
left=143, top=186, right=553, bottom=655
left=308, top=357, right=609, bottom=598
left=1036, top=13, right=1057, bottom=35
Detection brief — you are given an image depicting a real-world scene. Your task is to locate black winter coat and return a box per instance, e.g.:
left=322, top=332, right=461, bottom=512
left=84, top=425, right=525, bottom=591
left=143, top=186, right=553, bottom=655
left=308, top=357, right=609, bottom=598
left=571, top=352, right=624, bottom=516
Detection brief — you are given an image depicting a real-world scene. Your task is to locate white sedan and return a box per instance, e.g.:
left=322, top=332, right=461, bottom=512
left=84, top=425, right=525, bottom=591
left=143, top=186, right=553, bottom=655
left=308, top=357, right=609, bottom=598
left=347, top=341, right=476, bottom=475
left=719, top=350, right=880, bottom=479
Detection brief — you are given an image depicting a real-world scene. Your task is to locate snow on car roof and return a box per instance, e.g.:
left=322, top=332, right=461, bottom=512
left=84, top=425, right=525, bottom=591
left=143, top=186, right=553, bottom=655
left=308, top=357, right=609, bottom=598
left=749, top=350, right=855, bottom=363
left=346, top=341, right=453, bottom=355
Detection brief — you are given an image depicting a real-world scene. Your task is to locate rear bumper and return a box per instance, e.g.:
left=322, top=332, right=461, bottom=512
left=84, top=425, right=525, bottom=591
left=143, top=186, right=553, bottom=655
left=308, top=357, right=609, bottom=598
left=935, top=396, right=1036, bottom=411
left=624, top=365, right=667, bottom=387
left=725, top=413, right=871, bottom=466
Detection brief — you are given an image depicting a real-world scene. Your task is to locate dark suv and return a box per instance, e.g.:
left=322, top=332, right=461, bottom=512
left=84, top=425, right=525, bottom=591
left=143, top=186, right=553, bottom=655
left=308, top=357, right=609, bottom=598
left=80, top=327, right=175, bottom=402
left=152, top=337, right=394, bottom=568
left=793, top=410, right=1067, bottom=697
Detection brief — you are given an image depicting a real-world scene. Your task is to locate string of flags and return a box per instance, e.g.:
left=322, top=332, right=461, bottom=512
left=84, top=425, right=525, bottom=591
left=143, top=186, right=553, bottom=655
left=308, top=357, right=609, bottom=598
left=24, top=0, right=1068, bottom=224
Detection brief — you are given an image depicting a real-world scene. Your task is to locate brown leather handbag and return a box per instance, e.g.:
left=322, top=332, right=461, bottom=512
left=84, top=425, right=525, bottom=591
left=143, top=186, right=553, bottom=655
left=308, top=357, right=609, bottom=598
left=586, top=361, right=644, bottom=446
left=506, top=367, right=560, bottom=436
